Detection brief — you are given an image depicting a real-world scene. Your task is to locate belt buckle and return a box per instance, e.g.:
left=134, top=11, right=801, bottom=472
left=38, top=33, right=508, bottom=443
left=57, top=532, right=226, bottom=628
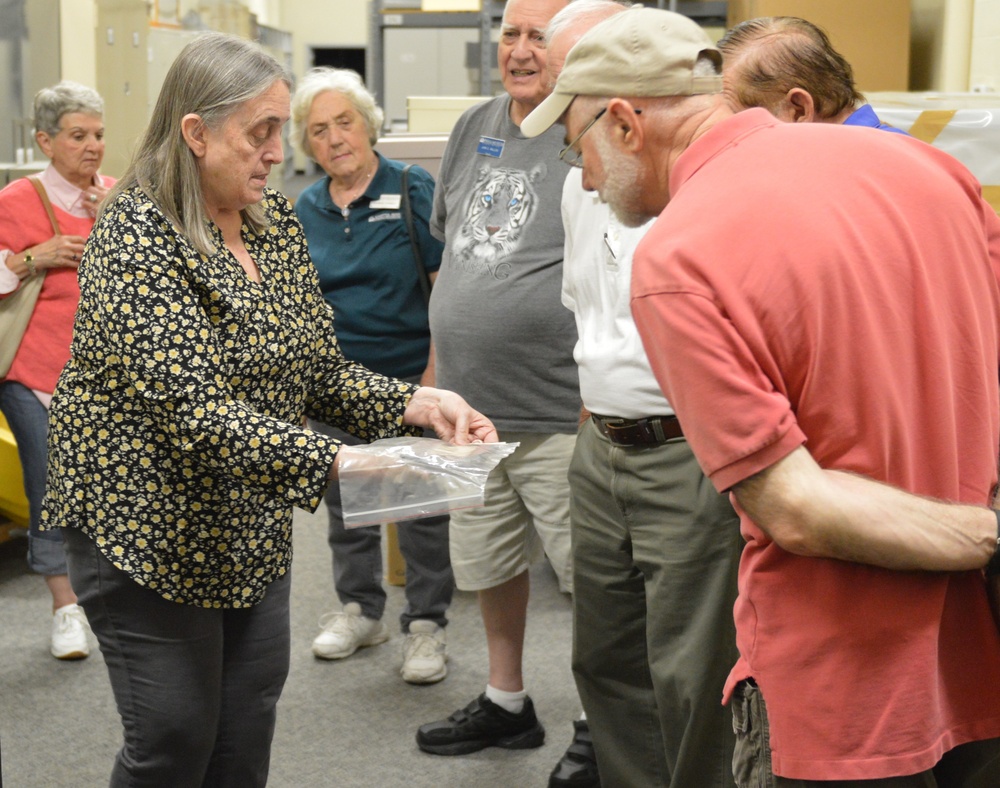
left=593, top=415, right=623, bottom=430
left=608, top=417, right=641, bottom=446
left=646, top=418, right=666, bottom=443
left=593, top=416, right=627, bottom=444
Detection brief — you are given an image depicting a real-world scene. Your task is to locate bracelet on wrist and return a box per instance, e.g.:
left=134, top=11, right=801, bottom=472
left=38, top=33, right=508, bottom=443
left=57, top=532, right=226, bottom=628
left=23, top=250, right=37, bottom=277
left=987, top=509, right=1000, bottom=577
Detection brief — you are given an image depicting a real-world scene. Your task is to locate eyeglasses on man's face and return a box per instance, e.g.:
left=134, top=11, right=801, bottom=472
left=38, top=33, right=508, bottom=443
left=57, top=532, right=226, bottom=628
left=559, top=106, right=641, bottom=168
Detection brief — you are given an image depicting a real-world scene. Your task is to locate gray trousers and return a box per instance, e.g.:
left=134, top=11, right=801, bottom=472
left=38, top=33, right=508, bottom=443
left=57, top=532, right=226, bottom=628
left=569, top=418, right=743, bottom=787
left=64, top=528, right=290, bottom=788
left=310, top=419, right=453, bottom=632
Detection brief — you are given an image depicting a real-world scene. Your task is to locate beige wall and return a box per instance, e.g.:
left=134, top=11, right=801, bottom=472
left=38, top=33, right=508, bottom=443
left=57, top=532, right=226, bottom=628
left=60, top=0, right=98, bottom=88
left=275, top=0, right=368, bottom=170
left=278, top=0, right=368, bottom=80
left=245, top=0, right=281, bottom=23
left=911, top=0, right=975, bottom=90
left=910, top=0, right=1000, bottom=92
left=971, top=0, right=1000, bottom=90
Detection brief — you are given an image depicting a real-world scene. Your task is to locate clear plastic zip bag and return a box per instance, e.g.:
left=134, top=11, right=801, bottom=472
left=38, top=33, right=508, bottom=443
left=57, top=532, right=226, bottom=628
left=337, top=437, right=519, bottom=528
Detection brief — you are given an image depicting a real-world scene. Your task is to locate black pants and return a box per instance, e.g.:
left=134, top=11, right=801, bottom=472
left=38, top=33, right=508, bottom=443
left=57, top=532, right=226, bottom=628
left=64, top=528, right=291, bottom=788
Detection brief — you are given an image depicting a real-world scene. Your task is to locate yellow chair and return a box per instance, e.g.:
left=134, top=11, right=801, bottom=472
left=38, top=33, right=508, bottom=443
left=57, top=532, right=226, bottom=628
left=0, top=409, right=30, bottom=541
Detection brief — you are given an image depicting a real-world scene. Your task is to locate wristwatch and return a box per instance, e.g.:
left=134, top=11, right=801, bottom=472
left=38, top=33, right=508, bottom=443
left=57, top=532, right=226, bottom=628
left=23, top=249, right=37, bottom=277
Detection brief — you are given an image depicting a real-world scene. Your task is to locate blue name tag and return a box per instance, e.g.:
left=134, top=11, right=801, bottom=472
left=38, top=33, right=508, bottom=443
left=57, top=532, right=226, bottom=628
left=476, top=136, right=505, bottom=158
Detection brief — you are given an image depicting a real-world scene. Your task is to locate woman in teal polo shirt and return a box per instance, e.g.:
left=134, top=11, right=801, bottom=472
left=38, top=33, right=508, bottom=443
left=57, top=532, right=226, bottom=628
left=291, top=67, right=452, bottom=685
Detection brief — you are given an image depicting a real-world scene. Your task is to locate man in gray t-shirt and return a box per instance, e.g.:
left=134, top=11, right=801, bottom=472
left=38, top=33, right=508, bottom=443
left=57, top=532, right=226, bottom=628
left=428, top=96, right=578, bottom=433
left=415, top=2, right=594, bottom=787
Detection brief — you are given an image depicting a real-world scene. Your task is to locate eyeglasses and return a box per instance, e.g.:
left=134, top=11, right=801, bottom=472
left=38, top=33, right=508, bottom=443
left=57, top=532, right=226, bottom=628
left=559, top=106, right=641, bottom=168
left=559, top=108, right=606, bottom=168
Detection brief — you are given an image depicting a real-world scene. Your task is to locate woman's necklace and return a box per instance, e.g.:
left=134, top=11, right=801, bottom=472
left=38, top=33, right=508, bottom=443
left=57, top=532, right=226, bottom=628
left=333, top=164, right=376, bottom=219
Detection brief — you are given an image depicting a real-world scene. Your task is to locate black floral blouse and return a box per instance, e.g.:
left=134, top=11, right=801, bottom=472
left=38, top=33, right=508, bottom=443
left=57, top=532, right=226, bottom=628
left=41, top=186, right=417, bottom=608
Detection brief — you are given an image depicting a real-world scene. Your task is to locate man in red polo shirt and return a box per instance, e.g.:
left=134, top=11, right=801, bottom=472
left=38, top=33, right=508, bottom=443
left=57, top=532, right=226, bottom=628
left=522, top=7, right=1000, bottom=786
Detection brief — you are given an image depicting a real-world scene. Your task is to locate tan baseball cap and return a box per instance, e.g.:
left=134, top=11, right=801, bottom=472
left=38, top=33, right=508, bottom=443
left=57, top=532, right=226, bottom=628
left=520, top=7, right=722, bottom=138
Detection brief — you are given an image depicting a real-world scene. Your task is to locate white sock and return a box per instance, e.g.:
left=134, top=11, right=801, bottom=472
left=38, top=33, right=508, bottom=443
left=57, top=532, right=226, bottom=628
left=486, top=684, right=526, bottom=714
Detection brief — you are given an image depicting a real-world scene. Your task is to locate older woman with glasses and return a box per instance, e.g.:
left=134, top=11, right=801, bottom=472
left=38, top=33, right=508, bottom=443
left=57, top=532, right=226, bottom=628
left=0, top=80, right=114, bottom=660
left=41, top=33, right=494, bottom=787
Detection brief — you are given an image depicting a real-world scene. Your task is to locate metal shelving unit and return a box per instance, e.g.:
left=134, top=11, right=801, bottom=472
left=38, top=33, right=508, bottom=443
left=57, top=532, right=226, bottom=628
left=367, top=1, right=728, bottom=116
left=367, top=1, right=505, bottom=108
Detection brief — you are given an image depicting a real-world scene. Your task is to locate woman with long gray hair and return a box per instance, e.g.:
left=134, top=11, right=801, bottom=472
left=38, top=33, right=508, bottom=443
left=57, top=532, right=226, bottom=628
left=41, top=32, right=495, bottom=786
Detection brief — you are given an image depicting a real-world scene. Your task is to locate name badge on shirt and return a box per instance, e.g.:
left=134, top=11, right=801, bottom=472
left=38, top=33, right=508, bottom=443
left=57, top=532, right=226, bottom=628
left=370, top=194, right=401, bottom=210
left=477, top=136, right=505, bottom=158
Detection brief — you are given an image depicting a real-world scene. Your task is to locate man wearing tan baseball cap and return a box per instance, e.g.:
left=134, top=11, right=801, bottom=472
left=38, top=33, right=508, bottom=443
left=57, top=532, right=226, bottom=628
left=521, top=6, right=723, bottom=139
left=524, top=7, right=1000, bottom=788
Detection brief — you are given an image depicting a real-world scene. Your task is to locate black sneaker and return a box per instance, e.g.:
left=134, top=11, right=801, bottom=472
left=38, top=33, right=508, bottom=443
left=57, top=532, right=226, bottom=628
left=549, top=719, right=601, bottom=787
left=416, top=693, right=546, bottom=755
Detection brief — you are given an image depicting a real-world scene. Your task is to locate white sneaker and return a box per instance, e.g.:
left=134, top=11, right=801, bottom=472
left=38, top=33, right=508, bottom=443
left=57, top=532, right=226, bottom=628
left=51, top=604, right=90, bottom=660
left=311, top=602, right=389, bottom=660
left=401, top=620, right=447, bottom=684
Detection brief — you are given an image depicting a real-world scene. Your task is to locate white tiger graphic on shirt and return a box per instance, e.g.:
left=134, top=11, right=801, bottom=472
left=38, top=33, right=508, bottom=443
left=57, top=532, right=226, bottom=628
left=452, top=163, right=546, bottom=279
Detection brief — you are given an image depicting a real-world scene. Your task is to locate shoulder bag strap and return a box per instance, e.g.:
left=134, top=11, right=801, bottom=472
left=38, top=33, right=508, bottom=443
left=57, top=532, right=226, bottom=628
left=28, top=175, right=62, bottom=236
left=399, top=165, right=432, bottom=305
left=28, top=175, right=62, bottom=235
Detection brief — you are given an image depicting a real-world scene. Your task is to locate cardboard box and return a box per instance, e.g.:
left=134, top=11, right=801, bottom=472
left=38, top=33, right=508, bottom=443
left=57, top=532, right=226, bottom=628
left=407, top=95, right=491, bottom=133
left=727, top=0, right=911, bottom=92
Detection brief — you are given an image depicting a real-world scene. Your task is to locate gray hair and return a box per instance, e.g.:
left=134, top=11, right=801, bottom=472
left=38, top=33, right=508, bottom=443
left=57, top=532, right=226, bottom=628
left=107, top=32, right=292, bottom=256
left=34, top=81, right=104, bottom=136
left=546, top=0, right=634, bottom=44
left=289, top=67, right=384, bottom=158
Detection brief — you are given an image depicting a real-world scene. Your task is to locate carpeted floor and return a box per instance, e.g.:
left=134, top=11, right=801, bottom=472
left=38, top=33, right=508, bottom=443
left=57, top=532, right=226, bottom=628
left=0, top=504, right=580, bottom=787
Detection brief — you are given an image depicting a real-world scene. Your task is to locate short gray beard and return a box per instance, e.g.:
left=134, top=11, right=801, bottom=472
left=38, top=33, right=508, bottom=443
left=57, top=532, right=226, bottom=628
left=593, top=130, right=652, bottom=228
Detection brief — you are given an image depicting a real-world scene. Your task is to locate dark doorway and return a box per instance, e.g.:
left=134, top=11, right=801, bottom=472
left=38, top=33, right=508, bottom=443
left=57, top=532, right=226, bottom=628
left=311, top=47, right=366, bottom=80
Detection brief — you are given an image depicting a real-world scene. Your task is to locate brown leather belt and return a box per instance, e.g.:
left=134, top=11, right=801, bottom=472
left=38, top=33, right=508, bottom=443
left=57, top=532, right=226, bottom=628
left=591, top=414, right=683, bottom=446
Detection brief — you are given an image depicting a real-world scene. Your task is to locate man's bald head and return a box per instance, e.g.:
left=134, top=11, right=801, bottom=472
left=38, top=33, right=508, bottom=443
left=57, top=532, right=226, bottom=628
left=718, top=17, right=863, bottom=123
left=545, top=0, right=633, bottom=84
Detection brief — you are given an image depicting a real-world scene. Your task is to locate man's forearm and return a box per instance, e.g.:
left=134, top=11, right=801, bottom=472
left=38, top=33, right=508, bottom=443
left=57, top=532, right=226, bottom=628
left=733, top=446, right=998, bottom=572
